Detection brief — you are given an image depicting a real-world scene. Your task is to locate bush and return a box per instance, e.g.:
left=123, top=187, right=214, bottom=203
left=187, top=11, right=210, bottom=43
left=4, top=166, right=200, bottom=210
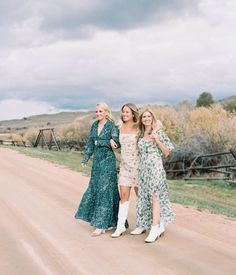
left=224, top=100, right=236, bottom=113
left=56, top=122, right=91, bottom=150
left=165, top=104, right=236, bottom=172
left=14, top=104, right=236, bottom=159
left=23, top=130, right=38, bottom=146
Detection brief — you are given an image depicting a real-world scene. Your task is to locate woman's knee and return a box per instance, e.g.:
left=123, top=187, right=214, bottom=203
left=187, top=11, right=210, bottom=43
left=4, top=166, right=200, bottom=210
left=120, top=191, right=130, bottom=202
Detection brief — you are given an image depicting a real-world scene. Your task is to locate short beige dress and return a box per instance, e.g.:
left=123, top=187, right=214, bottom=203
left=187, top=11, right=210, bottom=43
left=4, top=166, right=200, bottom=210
left=118, top=133, right=139, bottom=187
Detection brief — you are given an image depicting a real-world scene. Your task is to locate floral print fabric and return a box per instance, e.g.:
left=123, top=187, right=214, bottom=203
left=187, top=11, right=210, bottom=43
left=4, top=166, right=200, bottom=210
left=118, top=133, right=139, bottom=187
left=136, top=130, right=176, bottom=230
left=75, top=120, right=120, bottom=229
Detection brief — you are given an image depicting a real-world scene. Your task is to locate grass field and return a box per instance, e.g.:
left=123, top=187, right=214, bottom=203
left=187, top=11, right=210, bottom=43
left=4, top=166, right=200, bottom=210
left=4, top=146, right=236, bottom=218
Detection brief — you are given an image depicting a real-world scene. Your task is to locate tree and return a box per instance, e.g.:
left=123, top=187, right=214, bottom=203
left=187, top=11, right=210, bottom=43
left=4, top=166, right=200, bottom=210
left=196, top=92, right=214, bottom=107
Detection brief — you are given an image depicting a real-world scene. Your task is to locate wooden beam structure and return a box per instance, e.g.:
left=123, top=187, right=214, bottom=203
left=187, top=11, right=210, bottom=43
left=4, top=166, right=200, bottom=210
left=165, top=150, right=236, bottom=184
left=34, top=128, right=60, bottom=150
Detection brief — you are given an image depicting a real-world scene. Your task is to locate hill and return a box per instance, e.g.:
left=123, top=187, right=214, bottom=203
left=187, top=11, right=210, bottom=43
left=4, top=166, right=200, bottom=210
left=0, top=95, right=235, bottom=134
left=0, top=110, right=120, bottom=134
left=0, top=111, right=94, bottom=134
left=218, top=95, right=236, bottom=104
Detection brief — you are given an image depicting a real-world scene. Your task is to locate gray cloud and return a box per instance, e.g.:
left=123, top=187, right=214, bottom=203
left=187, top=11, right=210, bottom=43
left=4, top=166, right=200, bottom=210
left=40, top=0, right=200, bottom=33
left=0, top=1, right=30, bottom=25
left=0, top=0, right=236, bottom=120
left=0, top=1, right=200, bottom=43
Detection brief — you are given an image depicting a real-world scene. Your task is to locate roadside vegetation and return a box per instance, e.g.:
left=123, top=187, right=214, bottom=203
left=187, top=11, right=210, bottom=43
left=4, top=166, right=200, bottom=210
left=2, top=103, right=235, bottom=159
left=6, top=146, right=236, bottom=219
left=1, top=94, right=236, bottom=218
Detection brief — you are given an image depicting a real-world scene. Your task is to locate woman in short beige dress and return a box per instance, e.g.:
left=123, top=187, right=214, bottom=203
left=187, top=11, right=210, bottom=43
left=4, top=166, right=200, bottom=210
left=111, top=103, right=139, bottom=238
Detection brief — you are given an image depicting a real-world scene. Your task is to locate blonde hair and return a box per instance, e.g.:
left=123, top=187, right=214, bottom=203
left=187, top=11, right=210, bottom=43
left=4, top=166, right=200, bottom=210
left=96, top=102, right=115, bottom=122
left=156, top=120, right=163, bottom=130
left=121, top=103, right=139, bottom=123
left=138, top=108, right=158, bottom=138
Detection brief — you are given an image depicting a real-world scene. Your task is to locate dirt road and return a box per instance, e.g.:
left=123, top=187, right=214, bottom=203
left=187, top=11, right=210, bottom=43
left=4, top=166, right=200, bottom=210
left=0, top=147, right=236, bottom=275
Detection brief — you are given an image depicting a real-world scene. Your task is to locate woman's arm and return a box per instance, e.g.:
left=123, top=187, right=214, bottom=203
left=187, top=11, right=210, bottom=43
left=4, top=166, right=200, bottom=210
left=111, top=124, right=120, bottom=147
left=82, top=124, right=95, bottom=164
left=151, top=130, right=174, bottom=157
left=156, top=140, right=170, bottom=157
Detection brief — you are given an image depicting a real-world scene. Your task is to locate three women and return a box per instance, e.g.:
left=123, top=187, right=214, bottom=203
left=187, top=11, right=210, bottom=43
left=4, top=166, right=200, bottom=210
left=75, top=103, right=175, bottom=242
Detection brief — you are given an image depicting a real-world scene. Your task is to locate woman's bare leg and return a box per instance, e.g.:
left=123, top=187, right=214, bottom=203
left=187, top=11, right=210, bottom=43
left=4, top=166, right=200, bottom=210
left=152, top=194, right=160, bottom=226
left=120, top=186, right=131, bottom=203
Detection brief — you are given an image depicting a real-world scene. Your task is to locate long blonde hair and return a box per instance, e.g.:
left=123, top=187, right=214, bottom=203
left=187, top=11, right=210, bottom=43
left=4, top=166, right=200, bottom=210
left=121, top=103, right=139, bottom=124
left=138, top=108, right=158, bottom=138
left=96, top=102, right=115, bottom=122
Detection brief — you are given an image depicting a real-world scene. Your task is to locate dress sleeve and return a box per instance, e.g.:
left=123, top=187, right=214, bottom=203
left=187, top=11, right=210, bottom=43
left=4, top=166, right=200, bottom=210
left=82, top=124, right=95, bottom=164
left=157, top=130, right=174, bottom=152
left=111, top=124, right=120, bottom=148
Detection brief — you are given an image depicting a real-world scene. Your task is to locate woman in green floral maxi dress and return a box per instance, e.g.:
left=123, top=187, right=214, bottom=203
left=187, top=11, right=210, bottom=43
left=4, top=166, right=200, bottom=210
left=133, top=109, right=176, bottom=243
left=75, top=103, right=120, bottom=236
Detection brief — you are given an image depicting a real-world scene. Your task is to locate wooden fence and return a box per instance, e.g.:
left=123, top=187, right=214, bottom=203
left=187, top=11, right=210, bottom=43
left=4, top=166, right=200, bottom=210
left=165, top=150, right=236, bottom=185
left=0, top=140, right=26, bottom=146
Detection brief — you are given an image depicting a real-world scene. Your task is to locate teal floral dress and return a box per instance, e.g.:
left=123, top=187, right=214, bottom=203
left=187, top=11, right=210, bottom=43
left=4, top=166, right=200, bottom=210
left=136, top=130, right=176, bottom=230
left=75, top=120, right=120, bottom=229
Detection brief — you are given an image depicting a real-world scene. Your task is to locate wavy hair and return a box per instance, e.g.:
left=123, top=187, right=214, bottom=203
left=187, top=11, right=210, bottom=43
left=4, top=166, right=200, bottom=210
left=121, top=103, right=139, bottom=124
left=96, top=102, right=115, bottom=122
left=138, top=108, right=158, bottom=138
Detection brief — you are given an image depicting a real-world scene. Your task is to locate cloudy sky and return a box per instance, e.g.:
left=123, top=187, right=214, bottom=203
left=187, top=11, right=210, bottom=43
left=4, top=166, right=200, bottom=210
left=0, top=0, right=236, bottom=120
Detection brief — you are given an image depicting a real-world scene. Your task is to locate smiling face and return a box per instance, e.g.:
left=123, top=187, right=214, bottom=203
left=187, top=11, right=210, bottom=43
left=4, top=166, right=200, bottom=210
left=95, top=106, right=107, bottom=121
left=141, top=111, right=153, bottom=127
left=121, top=105, right=133, bottom=123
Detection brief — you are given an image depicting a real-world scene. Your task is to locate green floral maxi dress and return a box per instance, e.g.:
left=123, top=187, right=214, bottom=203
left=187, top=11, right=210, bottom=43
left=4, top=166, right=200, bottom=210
left=136, top=130, right=176, bottom=230
left=74, top=120, right=120, bottom=229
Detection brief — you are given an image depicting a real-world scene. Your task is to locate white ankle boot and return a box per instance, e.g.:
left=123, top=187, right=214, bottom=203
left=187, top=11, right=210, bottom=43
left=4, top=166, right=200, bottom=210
left=145, top=222, right=165, bottom=243
left=158, top=221, right=165, bottom=237
left=130, top=227, right=146, bottom=235
left=91, top=228, right=105, bottom=237
left=111, top=201, right=129, bottom=238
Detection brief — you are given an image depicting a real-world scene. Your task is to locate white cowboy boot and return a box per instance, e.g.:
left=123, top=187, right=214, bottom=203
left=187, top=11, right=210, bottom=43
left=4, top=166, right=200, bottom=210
left=130, top=227, right=146, bottom=235
left=159, top=220, right=165, bottom=236
left=157, top=221, right=165, bottom=237
left=111, top=201, right=129, bottom=238
left=145, top=222, right=165, bottom=243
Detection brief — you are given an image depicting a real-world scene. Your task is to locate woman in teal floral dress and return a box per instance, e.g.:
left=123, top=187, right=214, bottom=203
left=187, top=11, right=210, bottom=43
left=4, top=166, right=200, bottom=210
left=132, top=108, right=176, bottom=243
left=75, top=102, right=120, bottom=236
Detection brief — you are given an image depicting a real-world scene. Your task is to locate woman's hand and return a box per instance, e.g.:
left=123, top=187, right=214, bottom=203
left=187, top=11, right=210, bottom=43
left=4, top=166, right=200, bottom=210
left=81, top=163, right=87, bottom=168
left=110, top=139, right=118, bottom=149
left=151, top=129, right=170, bottom=156
left=150, top=132, right=159, bottom=145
